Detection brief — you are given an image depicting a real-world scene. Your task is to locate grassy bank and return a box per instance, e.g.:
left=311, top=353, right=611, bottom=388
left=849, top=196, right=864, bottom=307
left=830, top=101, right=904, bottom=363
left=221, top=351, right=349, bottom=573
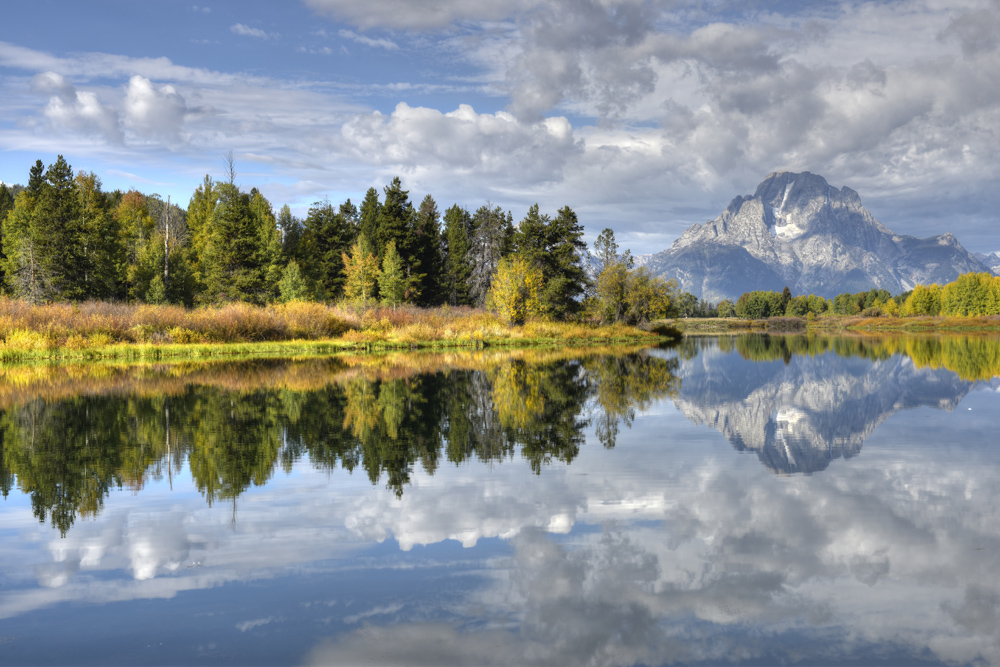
left=668, top=317, right=806, bottom=334
left=807, top=314, right=1000, bottom=332
left=671, top=314, right=1000, bottom=334
left=0, top=299, right=667, bottom=362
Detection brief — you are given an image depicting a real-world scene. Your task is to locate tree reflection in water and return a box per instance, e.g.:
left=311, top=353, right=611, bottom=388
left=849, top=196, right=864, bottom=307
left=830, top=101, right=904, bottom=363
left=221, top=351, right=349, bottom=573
left=0, top=346, right=679, bottom=534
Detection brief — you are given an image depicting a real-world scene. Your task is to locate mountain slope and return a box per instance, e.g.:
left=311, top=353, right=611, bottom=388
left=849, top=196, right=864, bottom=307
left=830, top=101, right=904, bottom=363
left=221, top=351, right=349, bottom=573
left=646, top=171, right=992, bottom=301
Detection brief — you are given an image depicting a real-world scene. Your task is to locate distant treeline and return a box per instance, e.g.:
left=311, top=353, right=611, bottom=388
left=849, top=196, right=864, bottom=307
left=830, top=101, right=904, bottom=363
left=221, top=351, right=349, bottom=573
left=715, top=272, right=1000, bottom=320
left=0, top=156, right=683, bottom=326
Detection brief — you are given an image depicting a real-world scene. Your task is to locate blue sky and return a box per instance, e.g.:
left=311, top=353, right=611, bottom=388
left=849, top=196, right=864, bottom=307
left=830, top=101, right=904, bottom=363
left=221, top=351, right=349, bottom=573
left=1, top=0, right=998, bottom=255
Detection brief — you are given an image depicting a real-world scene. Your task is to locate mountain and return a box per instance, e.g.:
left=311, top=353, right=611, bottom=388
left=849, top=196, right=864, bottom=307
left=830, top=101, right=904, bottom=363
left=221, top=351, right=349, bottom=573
left=646, top=171, right=993, bottom=302
left=975, top=251, right=1000, bottom=274
left=671, top=338, right=976, bottom=474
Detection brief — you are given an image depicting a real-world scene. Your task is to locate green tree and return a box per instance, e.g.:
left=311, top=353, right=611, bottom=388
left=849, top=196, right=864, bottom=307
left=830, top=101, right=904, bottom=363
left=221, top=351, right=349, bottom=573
left=358, top=187, right=381, bottom=254
left=413, top=194, right=444, bottom=306
left=278, top=260, right=311, bottom=302
left=378, top=240, right=411, bottom=309
left=301, top=199, right=355, bottom=300
left=442, top=204, right=473, bottom=306
left=514, top=204, right=589, bottom=318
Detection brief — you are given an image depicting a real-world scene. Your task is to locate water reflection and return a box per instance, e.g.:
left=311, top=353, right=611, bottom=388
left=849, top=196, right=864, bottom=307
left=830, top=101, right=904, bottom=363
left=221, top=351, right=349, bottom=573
left=0, top=347, right=679, bottom=534
left=670, top=334, right=1000, bottom=474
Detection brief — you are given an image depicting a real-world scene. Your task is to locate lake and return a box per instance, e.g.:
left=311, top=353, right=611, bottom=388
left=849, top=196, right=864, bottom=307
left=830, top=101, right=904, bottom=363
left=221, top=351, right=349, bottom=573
left=1, top=334, right=999, bottom=666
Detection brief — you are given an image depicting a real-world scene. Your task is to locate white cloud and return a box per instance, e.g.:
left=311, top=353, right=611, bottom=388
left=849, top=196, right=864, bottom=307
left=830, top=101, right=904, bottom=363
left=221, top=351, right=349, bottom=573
left=340, top=102, right=581, bottom=187
left=123, top=76, right=188, bottom=141
left=337, top=29, right=399, bottom=51
left=230, top=23, right=278, bottom=40
left=32, top=71, right=122, bottom=143
left=303, top=0, right=534, bottom=30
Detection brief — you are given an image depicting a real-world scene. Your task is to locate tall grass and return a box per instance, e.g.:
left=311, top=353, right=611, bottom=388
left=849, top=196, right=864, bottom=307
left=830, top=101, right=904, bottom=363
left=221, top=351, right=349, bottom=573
left=0, top=298, right=659, bottom=361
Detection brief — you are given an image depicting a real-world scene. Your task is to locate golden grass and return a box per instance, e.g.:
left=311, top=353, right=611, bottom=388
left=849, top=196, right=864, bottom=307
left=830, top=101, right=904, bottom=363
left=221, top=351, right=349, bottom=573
left=0, top=299, right=660, bottom=361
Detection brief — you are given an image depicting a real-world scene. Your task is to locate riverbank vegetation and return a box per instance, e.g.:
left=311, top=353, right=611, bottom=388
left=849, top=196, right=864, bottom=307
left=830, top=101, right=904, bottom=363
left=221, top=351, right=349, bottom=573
left=0, top=158, right=683, bottom=356
left=0, top=298, right=662, bottom=362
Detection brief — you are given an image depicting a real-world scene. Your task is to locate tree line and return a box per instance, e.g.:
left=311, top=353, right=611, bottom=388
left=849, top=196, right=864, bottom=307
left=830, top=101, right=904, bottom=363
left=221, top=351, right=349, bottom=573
left=725, top=273, right=1000, bottom=320
left=0, top=156, right=683, bottom=325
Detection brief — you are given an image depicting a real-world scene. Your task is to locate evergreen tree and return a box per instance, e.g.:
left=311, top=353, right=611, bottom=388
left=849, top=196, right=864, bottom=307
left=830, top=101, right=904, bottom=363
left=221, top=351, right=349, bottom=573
left=378, top=240, right=409, bottom=309
left=413, top=194, right=444, bottom=306
left=201, top=184, right=277, bottom=304
left=75, top=171, right=122, bottom=300
left=277, top=204, right=304, bottom=265
left=514, top=204, right=589, bottom=318
left=0, top=184, right=11, bottom=286
left=442, top=204, right=473, bottom=306
left=358, top=187, right=381, bottom=255
left=376, top=177, right=414, bottom=260
left=185, top=175, right=219, bottom=297
left=35, top=156, right=85, bottom=300
left=301, top=199, right=355, bottom=300
left=249, top=188, right=284, bottom=300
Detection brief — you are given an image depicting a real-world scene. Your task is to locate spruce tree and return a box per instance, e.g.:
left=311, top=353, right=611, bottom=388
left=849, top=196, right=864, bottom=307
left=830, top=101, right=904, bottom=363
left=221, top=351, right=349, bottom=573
left=301, top=199, right=355, bottom=300
left=413, top=194, right=444, bottom=306
left=35, top=156, right=84, bottom=300
left=358, top=187, right=380, bottom=255
left=378, top=240, right=408, bottom=309
left=442, top=205, right=473, bottom=306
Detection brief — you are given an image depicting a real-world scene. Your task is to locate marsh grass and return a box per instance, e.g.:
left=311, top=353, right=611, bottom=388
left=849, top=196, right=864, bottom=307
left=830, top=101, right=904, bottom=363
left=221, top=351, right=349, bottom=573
left=0, top=299, right=659, bottom=361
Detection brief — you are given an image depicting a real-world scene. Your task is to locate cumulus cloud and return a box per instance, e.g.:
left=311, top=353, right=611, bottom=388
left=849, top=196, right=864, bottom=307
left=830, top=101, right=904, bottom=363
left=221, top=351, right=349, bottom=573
left=123, top=76, right=188, bottom=141
left=340, top=102, right=581, bottom=186
left=32, top=71, right=122, bottom=143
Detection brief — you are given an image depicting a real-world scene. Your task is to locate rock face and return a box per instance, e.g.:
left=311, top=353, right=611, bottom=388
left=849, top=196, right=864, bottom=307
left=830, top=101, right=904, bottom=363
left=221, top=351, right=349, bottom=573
left=671, top=338, right=975, bottom=475
left=975, top=251, right=1000, bottom=274
left=646, top=171, right=993, bottom=301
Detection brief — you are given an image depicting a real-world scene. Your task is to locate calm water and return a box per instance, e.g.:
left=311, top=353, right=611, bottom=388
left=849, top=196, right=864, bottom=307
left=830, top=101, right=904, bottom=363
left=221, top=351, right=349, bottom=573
left=1, top=335, right=1000, bottom=666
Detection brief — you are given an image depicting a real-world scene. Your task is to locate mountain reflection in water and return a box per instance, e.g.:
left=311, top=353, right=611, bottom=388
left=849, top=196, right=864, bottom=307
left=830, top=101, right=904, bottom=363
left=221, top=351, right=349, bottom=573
left=670, top=334, right=1000, bottom=474
left=1, top=337, right=999, bottom=666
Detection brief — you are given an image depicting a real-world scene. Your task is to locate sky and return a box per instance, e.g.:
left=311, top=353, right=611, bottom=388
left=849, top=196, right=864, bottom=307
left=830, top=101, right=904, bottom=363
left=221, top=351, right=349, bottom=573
left=1, top=0, right=998, bottom=256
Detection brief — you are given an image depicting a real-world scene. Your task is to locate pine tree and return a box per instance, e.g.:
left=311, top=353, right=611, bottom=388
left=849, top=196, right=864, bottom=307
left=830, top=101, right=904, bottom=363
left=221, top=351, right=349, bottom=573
left=185, top=175, right=219, bottom=296
left=35, top=156, right=84, bottom=300
left=277, top=204, right=303, bottom=264
left=413, top=194, right=444, bottom=306
left=74, top=171, right=122, bottom=300
left=301, top=199, right=355, bottom=300
left=358, top=187, right=381, bottom=255
left=249, top=188, right=283, bottom=301
left=0, top=184, right=16, bottom=286
left=442, top=205, right=473, bottom=306
left=514, top=204, right=588, bottom=318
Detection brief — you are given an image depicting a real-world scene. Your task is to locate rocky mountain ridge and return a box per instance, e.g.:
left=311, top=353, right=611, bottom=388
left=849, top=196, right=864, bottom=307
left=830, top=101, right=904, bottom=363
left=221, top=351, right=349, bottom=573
left=646, top=171, right=993, bottom=301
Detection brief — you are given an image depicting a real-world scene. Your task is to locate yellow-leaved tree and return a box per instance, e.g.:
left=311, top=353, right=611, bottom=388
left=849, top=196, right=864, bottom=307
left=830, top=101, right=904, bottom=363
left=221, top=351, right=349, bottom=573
left=486, top=255, right=543, bottom=325
left=341, top=233, right=381, bottom=305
